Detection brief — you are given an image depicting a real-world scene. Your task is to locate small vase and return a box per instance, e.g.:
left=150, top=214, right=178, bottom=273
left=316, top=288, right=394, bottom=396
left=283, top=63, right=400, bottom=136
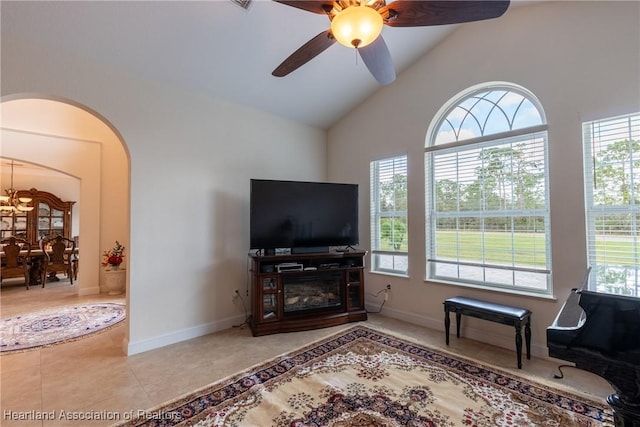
left=104, top=267, right=126, bottom=295
left=109, top=263, right=121, bottom=270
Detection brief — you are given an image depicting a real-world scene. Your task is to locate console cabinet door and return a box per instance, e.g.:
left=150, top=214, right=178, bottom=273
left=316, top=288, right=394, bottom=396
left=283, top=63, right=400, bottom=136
left=260, top=275, right=280, bottom=322
left=346, top=269, right=364, bottom=311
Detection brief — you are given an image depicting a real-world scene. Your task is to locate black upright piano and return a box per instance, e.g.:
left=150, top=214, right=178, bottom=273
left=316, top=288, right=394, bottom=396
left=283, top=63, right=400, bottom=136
left=547, top=269, right=640, bottom=426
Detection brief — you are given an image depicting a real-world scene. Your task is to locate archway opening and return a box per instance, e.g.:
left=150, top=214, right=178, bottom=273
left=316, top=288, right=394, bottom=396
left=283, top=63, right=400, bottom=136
left=1, top=96, right=130, bottom=351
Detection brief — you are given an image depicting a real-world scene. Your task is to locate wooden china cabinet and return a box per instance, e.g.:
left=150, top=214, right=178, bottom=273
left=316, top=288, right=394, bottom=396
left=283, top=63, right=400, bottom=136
left=0, top=188, right=75, bottom=246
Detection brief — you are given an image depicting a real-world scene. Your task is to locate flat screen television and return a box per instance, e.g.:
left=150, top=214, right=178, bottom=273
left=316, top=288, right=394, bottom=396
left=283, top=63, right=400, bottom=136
left=250, top=179, right=359, bottom=252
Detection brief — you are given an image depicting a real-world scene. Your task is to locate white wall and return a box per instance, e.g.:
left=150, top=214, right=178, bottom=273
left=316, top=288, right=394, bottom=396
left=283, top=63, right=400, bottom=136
left=1, top=34, right=326, bottom=354
left=328, top=1, right=640, bottom=357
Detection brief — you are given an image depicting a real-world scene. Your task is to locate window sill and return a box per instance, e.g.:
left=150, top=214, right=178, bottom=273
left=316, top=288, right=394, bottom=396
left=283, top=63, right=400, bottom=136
left=369, top=270, right=409, bottom=279
left=425, top=278, right=558, bottom=301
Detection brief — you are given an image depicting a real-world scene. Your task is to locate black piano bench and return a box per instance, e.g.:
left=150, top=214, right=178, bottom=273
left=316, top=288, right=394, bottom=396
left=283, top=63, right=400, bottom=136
left=444, top=296, right=532, bottom=369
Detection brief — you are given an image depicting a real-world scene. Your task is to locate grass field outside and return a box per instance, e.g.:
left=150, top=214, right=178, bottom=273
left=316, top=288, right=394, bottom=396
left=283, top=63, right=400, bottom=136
left=434, top=230, right=547, bottom=267
left=430, top=230, right=637, bottom=267
left=377, top=230, right=637, bottom=294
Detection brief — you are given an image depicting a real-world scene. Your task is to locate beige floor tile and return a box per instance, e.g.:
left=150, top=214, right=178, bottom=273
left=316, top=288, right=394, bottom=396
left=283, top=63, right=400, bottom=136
left=0, top=278, right=615, bottom=427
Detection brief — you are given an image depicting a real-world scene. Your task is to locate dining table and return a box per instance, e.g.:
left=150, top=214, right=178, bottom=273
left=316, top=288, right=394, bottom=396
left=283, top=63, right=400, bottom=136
left=0, top=247, right=79, bottom=286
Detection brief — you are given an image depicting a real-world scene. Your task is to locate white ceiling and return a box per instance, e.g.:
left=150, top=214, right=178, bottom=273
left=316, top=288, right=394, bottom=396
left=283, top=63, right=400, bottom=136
left=0, top=0, right=526, bottom=129
left=0, top=159, right=59, bottom=178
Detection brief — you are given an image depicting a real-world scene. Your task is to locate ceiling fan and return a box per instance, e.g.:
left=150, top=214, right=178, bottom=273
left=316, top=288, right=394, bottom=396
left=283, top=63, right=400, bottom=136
left=272, top=0, right=510, bottom=85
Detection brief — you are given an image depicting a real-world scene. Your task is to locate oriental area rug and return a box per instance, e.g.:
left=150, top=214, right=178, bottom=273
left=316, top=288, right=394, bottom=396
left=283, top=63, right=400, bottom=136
left=0, top=302, right=126, bottom=354
left=117, top=325, right=613, bottom=427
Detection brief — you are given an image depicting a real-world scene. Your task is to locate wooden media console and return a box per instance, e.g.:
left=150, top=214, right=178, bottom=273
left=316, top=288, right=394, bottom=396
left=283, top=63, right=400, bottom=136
left=249, top=251, right=367, bottom=336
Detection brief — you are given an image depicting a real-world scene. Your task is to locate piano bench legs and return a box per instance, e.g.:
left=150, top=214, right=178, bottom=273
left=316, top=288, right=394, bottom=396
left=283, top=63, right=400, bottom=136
left=444, top=296, right=532, bottom=369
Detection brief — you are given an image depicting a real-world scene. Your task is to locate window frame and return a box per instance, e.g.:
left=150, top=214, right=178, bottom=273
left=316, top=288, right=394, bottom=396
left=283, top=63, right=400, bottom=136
left=424, top=83, right=552, bottom=295
left=583, top=112, right=639, bottom=296
left=370, top=155, right=409, bottom=276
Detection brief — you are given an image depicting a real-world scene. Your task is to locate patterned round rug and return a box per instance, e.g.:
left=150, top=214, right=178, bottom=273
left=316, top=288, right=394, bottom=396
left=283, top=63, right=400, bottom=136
left=0, top=303, right=126, bottom=354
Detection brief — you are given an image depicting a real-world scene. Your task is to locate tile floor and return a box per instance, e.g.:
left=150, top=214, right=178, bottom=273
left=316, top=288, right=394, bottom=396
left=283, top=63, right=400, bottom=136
left=0, top=279, right=613, bottom=426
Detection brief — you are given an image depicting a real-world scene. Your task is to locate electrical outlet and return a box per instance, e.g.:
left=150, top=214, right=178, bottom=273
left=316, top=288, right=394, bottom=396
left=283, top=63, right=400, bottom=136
left=383, top=284, right=391, bottom=301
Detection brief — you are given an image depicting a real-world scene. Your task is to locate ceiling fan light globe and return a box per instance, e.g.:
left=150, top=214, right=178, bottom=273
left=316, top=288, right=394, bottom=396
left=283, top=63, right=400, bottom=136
left=331, top=5, right=383, bottom=49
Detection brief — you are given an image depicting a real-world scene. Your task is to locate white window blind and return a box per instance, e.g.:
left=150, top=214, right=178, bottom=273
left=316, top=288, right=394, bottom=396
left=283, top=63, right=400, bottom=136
left=583, top=112, right=640, bottom=296
left=425, top=84, right=551, bottom=294
left=370, top=155, right=408, bottom=275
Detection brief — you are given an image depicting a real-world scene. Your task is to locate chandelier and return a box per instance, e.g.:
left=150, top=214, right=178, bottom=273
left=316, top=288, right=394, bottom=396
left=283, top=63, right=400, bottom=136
left=0, top=161, right=34, bottom=214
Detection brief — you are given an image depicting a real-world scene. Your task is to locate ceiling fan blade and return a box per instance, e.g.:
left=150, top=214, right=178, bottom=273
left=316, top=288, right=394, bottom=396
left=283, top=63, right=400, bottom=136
left=381, top=0, right=510, bottom=27
left=273, top=1, right=334, bottom=15
left=358, top=36, right=396, bottom=85
left=273, top=30, right=336, bottom=77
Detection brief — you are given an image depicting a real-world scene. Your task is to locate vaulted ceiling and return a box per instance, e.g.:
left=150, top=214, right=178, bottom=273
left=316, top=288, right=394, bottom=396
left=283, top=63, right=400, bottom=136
left=0, top=0, right=524, bottom=128
left=1, top=0, right=522, bottom=129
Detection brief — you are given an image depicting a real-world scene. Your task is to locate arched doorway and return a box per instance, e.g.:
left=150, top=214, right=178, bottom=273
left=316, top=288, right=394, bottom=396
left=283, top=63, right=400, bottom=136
left=1, top=96, right=130, bottom=350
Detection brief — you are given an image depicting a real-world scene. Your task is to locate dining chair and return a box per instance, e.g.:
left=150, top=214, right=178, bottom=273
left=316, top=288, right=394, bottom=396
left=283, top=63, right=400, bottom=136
left=1, top=236, right=32, bottom=289
left=72, top=235, right=79, bottom=280
left=40, top=235, right=76, bottom=286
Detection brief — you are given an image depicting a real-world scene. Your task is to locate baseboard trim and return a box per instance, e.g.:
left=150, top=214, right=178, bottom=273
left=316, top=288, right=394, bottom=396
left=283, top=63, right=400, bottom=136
left=128, top=305, right=549, bottom=358
left=78, top=286, right=101, bottom=296
left=126, top=314, right=247, bottom=355
left=366, top=303, right=442, bottom=331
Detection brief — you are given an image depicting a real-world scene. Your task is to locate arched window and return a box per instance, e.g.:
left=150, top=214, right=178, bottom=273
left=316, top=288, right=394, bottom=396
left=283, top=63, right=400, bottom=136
left=424, top=83, right=551, bottom=294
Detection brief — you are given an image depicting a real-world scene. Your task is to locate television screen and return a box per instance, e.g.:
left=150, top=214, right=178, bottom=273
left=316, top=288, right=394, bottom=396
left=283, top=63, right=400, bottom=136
left=250, top=179, right=359, bottom=250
